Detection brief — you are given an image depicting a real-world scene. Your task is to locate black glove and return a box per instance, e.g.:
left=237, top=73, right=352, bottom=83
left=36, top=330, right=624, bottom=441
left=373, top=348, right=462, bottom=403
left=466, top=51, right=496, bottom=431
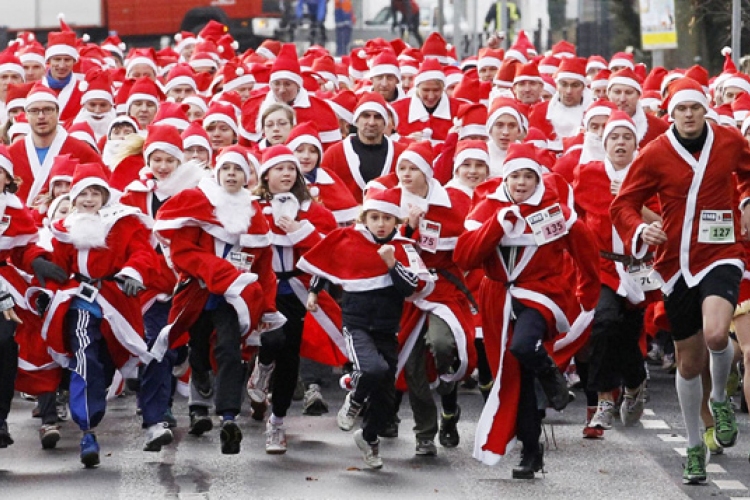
left=32, top=257, right=67, bottom=287
left=36, top=293, right=50, bottom=316
left=121, top=278, right=145, bottom=297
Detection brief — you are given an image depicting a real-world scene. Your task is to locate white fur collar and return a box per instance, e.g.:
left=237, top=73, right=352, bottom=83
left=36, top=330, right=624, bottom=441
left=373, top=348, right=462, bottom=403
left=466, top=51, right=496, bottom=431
left=408, top=93, right=452, bottom=123
left=632, top=105, right=648, bottom=143
left=604, top=157, right=631, bottom=182
left=489, top=179, right=546, bottom=207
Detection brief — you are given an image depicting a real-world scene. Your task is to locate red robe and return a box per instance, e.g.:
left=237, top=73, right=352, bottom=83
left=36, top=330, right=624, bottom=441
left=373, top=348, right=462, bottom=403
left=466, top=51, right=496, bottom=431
left=307, top=167, right=360, bottom=224
left=391, top=93, right=462, bottom=143
left=322, top=135, right=405, bottom=204
left=611, top=123, right=750, bottom=293
left=9, top=130, right=103, bottom=206
left=454, top=176, right=600, bottom=465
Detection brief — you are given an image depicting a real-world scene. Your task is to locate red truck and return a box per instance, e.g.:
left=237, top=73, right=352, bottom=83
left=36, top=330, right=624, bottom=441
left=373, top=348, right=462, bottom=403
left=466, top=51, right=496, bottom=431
left=0, top=0, right=286, bottom=48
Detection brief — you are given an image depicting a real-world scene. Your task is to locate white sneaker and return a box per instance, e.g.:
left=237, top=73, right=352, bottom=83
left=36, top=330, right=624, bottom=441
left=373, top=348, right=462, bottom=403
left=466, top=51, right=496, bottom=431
left=265, top=421, right=287, bottom=454
left=620, top=383, right=645, bottom=426
left=588, top=400, right=615, bottom=430
left=354, top=429, right=383, bottom=469
left=247, top=359, right=275, bottom=403
left=143, top=423, right=173, bottom=452
left=337, top=392, right=362, bottom=431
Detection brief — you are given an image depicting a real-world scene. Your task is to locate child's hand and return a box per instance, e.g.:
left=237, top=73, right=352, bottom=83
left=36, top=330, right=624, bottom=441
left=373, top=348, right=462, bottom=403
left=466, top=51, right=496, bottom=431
left=407, top=204, right=424, bottom=230
left=378, top=245, right=397, bottom=268
left=306, top=292, right=319, bottom=312
left=276, top=215, right=302, bottom=233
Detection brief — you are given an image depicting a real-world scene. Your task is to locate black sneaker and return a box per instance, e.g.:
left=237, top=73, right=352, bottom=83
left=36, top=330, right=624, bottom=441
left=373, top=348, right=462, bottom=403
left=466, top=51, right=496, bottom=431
left=0, top=421, right=14, bottom=448
left=192, top=371, right=213, bottom=399
left=536, top=361, right=570, bottom=411
left=220, top=420, right=242, bottom=455
left=439, top=406, right=461, bottom=448
left=188, top=412, right=213, bottom=436
left=379, top=419, right=399, bottom=439
left=512, top=442, right=544, bottom=479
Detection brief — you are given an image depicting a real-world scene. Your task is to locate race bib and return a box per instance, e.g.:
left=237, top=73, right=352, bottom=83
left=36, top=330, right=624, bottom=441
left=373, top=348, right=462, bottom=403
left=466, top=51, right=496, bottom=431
left=403, top=244, right=427, bottom=273
left=627, top=259, right=661, bottom=292
left=525, top=203, right=567, bottom=246
left=228, top=251, right=255, bottom=273
left=698, top=210, right=734, bottom=244
left=418, top=219, right=441, bottom=253
left=0, top=215, right=11, bottom=235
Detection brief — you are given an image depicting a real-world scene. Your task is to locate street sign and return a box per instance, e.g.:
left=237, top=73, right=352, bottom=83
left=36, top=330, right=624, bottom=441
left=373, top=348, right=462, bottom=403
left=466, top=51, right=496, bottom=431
left=639, top=0, right=678, bottom=50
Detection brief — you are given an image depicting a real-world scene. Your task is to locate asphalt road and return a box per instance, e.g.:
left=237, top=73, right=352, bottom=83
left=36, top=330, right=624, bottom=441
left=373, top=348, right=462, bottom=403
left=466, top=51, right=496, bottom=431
left=0, top=363, right=749, bottom=500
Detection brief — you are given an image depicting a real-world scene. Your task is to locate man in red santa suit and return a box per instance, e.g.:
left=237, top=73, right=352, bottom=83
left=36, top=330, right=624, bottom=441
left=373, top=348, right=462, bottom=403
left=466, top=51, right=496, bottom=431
left=41, top=30, right=84, bottom=122
left=391, top=58, right=462, bottom=144
left=72, top=68, right=116, bottom=142
left=607, top=67, right=669, bottom=148
left=323, top=92, right=406, bottom=204
left=611, top=77, right=750, bottom=485
left=0, top=52, right=25, bottom=125
left=240, top=44, right=341, bottom=149
left=368, top=51, right=408, bottom=103
left=9, top=83, right=101, bottom=207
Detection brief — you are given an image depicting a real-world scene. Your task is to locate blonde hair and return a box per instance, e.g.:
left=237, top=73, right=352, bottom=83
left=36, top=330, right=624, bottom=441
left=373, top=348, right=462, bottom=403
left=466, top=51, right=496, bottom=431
left=111, top=133, right=145, bottom=169
left=261, top=103, right=296, bottom=128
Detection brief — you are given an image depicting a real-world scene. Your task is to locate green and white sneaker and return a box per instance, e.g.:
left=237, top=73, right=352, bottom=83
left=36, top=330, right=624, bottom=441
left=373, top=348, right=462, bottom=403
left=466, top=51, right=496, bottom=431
left=682, top=443, right=708, bottom=485
left=710, top=399, right=739, bottom=447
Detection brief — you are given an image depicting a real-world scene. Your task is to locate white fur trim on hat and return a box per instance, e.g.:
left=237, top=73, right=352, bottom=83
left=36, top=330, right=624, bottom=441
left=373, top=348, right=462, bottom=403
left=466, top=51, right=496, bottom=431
left=215, top=150, right=251, bottom=182
left=477, top=57, right=502, bottom=70
left=164, top=76, right=197, bottom=93
left=353, top=101, right=388, bottom=124
left=590, top=79, right=608, bottom=90
left=188, top=58, right=218, bottom=70
left=459, top=124, right=489, bottom=139
left=369, top=64, right=401, bottom=82
left=554, top=71, right=586, bottom=83
left=81, top=89, right=114, bottom=105
left=156, top=117, right=190, bottom=130
left=328, top=101, right=354, bottom=124
left=259, top=153, right=300, bottom=177
left=724, top=76, right=750, bottom=95
left=0, top=155, right=13, bottom=177
left=269, top=70, right=303, bottom=88
left=223, top=74, right=255, bottom=93
left=603, top=119, right=637, bottom=144
left=735, top=110, right=749, bottom=122
left=256, top=47, right=276, bottom=60
left=513, top=74, right=543, bottom=85
left=502, top=157, right=541, bottom=178
left=487, top=106, right=523, bottom=135
left=19, top=53, right=45, bottom=66
left=183, top=135, right=212, bottom=159
left=126, top=93, right=159, bottom=110
left=415, top=70, right=446, bottom=87
left=145, top=141, right=185, bottom=164
left=6, top=98, right=25, bottom=111
left=287, top=134, right=322, bottom=157
left=203, top=113, right=239, bottom=135
left=45, top=45, right=79, bottom=61
left=453, top=148, right=489, bottom=172
left=667, top=89, right=709, bottom=116
left=0, top=63, right=24, bottom=79
left=607, top=76, right=642, bottom=94
left=70, top=177, right=109, bottom=203
left=25, top=91, right=59, bottom=109
left=362, top=199, right=401, bottom=218
left=126, top=56, right=158, bottom=74
left=609, top=58, right=634, bottom=70
left=8, top=121, right=30, bottom=139
left=183, top=95, right=207, bottom=113
left=399, top=150, right=432, bottom=179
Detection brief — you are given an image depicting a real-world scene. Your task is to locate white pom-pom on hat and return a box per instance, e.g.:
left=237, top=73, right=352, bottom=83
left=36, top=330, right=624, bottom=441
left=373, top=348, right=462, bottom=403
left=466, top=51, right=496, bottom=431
left=262, top=206, right=273, bottom=215
left=58, top=12, right=65, bottom=21
left=218, top=46, right=225, bottom=53
left=82, top=33, right=90, bottom=42
left=119, top=42, right=126, bottom=50
left=358, top=49, right=366, bottom=58
left=309, top=186, right=320, bottom=198
left=29, top=33, right=35, bottom=41
left=722, top=46, right=732, bottom=56
left=174, top=33, right=183, bottom=42
left=625, top=46, right=634, bottom=54
left=231, top=41, right=239, bottom=50
left=236, top=67, right=245, bottom=76
left=78, top=81, right=89, bottom=92
left=649, top=101, right=661, bottom=112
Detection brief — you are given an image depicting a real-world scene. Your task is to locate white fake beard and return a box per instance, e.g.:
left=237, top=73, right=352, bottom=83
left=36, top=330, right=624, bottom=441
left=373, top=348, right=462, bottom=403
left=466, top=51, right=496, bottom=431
left=155, top=159, right=208, bottom=198
left=101, top=139, right=123, bottom=168
left=213, top=188, right=254, bottom=235
left=74, top=108, right=117, bottom=140
left=64, top=212, right=109, bottom=249
left=579, top=132, right=605, bottom=164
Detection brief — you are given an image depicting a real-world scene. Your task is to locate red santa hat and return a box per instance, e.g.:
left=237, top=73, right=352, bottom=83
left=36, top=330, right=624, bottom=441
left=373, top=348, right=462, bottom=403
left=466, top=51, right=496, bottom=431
left=215, top=144, right=253, bottom=183
left=349, top=48, right=369, bottom=80
left=203, top=101, right=239, bottom=136
left=494, top=60, right=519, bottom=89
left=126, top=76, right=164, bottom=109
left=45, top=30, right=79, bottom=62
left=125, top=47, right=158, bottom=76
left=590, top=69, right=611, bottom=91
left=714, top=103, right=736, bottom=127
left=156, top=47, right=180, bottom=73
left=523, top=127, right=550, bottom=149
left=257, top=39, right=282, bottom=61
left=107, top=114, right=140, bottom=138
left=513, top=62, right=543, bottom=85
left=453, top=139, right=489, bottom=172
left=723, top=72, right=750, bottom=96
left=24, top=82, right=59, bottom=110
left=268, top=44, right=303, bottom=88
left=602, top=110, right=637, bottom=144
left=732, top=92, right=750, bottom=123
left=444, top=66, right=463, bottom=88
left=216, top=34, right=239, bottom=61
left=144, top=124, right=184, bottom=163
left=583, top=99, right=618, bottom=129
left=327, top=89, right=357, bottom=124
left=643, top=66, right=667, bottom=92
left=607, top=67, right=643, bottom=94
left=477, top=48, right=504, bottom=71
left=640, top=90, right=662, bottom=111
left=48, top=154, right=77, bottom=188
left=421, top=33, right=450, bottom=64
left=189, top=50, right=219, bottom=72
left=399, top=57, right=420, bottom=77
left=68, top=121, right=99, bottom=152
left=312, top=56, right=339, bottom=90
left=368, top=51, right=401, bottom=82
left=198, top=20, right=229, bottom=42
left=502, top=142, right=542, bottom=178
left=362, top=187, right=402, bottom=218
left=609, top=51, right=635, bottom=70
left=221, top=60, right=255, bottom=93
left=353, top=91, right=389, bottom=124
left=397, top=141, right=434, bottom=180
left=0, top=144, right=13, bottom=177
left=538, top=55, right=561, bottom=76
left=684, top=65, right=709, bottom=93
left=586, top=55, right=607, bottom=74
left=101, top=35, right=126, bottom=60
left=459, top=55, right=477, bottom=71
left=286, top=121, right=322, bottom=158
left=164, top=63, right=198, bottom=94
left=153, top=102, right=191, bottom=130
left=456, top=103, right=489, bottom=139
left=181, top=121, right=213, bottom=163
left=7, top=113, right=30, bottom=142
left=414, top=58, right=446, bottom=87
left=551, top=40, right=577, bottom=59
left=541, top=75, right=556, bottom=96
left=69, top=162, right=110, bottom=202
left=260, top=144, right=300, bottom=177
left=664, top=77, right=709, bottom=116
left=0, top=52, right=24, bottom=80
left=17, top=42, right=46, bottom=67
left=452, top=72, right=481, bottom=103
left=660, top=70, right=685, bottom=96
left=487, top=97, right=526, bottom=135
left=5, top=82, right=33, bottom=111
left=336, top=62, right=353, bottom=89
left=555, top=57, right=587, bottom=83
left=79, top=68, right=114, bottom=105
left=183, top=94, right=209, bottom=114
left=173, top=31, right=197, bottom=54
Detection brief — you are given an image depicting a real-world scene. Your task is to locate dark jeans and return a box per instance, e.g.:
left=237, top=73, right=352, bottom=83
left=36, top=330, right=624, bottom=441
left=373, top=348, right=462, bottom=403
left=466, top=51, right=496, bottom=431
left=587, top=286, right=646, bottom=393
left=140, top=300, right=178, bottom=426
left=0, top=317, right=17, bottom=421
left=188, top=301, right=243, bottom=416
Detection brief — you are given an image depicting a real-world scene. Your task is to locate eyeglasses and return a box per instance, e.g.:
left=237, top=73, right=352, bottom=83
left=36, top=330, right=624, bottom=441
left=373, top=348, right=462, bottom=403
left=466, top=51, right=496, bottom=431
left=264, top=120, right=290, bottom=129
left=25, top=107, right=57, bottom=117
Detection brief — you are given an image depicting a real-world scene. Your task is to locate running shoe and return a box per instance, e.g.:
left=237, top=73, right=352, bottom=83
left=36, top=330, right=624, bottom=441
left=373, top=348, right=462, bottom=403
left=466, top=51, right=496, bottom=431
left=703, top=426, right=724, bottom=455
left=354, top=429, right=383, bottom=469
left=711, top=399, right=739, bottom=447
left=682, top=443, right=708, bottom=485
left=337, top=392, right=362, bottom=431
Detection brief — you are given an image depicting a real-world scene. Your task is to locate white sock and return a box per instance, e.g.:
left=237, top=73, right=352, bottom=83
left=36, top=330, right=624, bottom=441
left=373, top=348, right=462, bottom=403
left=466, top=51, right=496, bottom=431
left=676, top=372, right=703, bottom=448
left=709, top=342, right=734, bottom=403
left=269, top=414, right=284, bottom=427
